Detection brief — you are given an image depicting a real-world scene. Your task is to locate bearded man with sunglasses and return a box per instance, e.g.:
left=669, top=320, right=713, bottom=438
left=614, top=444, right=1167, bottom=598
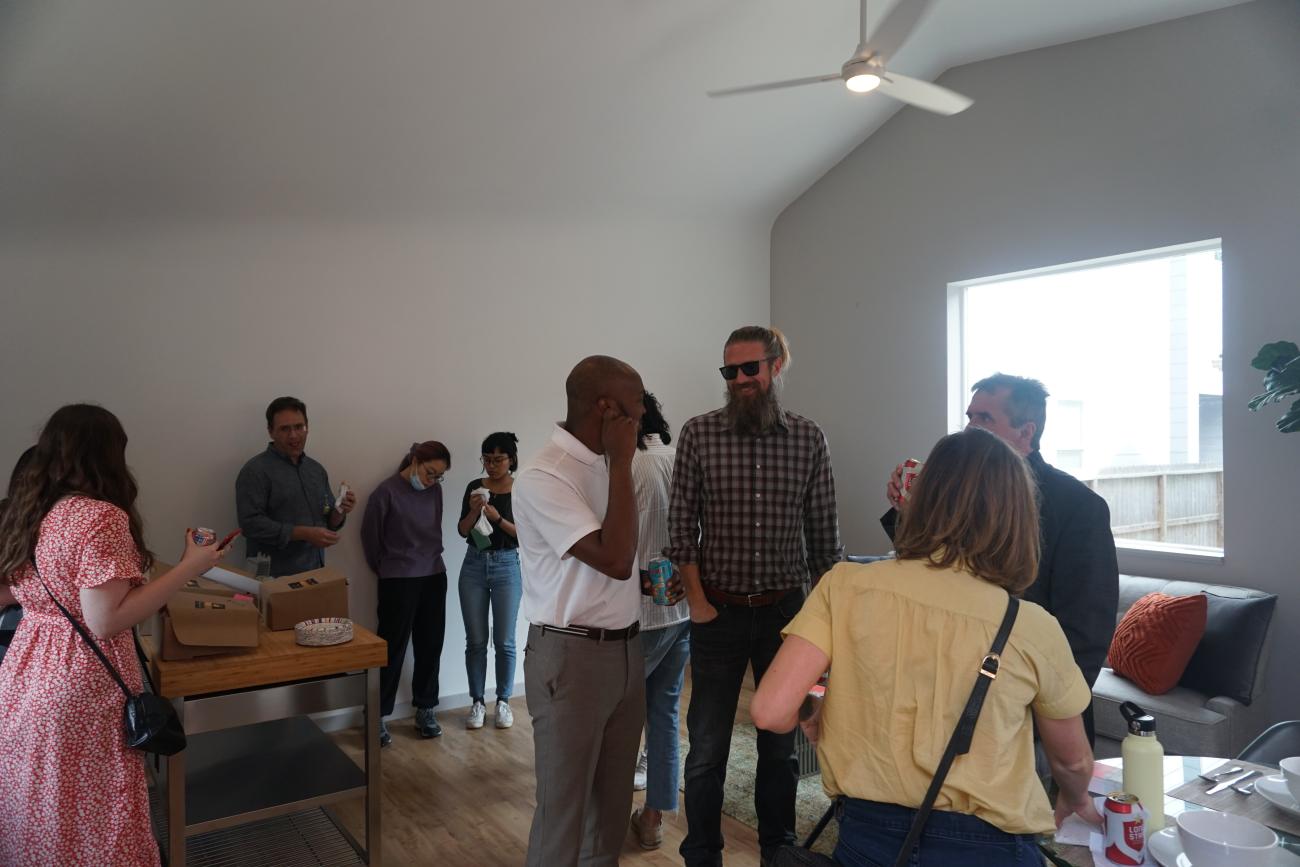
left=667, top=325, right=843, bottom=867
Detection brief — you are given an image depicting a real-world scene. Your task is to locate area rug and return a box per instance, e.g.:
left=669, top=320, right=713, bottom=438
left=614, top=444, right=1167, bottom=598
left=680, top=722, right=838, bottom=855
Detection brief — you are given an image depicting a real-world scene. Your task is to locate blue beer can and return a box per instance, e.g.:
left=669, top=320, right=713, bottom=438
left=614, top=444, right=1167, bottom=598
left=648, top=556, right=673, bottom=606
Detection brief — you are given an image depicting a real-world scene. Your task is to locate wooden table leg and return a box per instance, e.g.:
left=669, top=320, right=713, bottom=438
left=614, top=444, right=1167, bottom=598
left=365, top=665, right=381, bottom=865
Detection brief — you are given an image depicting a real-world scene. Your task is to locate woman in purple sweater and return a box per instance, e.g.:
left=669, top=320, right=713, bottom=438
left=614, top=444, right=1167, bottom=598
left=361, top=441, right=451, bottom=747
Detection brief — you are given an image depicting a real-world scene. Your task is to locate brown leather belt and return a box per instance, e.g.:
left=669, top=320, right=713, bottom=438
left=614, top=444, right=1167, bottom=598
left=537, top=622, right=641, bottom=642
left=704, top=585, right=798, bottom=608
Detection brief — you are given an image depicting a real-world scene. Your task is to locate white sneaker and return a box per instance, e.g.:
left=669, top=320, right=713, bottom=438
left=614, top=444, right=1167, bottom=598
left=495, top=699, right=514, bottom=729
left=466, top=700, right=486, bottom=730
left=633, top=749, right=648, bottom=791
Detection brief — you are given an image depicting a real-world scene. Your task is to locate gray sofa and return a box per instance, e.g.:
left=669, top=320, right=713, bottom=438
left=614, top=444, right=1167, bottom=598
left=1091, top=575, right=1278, bottom=759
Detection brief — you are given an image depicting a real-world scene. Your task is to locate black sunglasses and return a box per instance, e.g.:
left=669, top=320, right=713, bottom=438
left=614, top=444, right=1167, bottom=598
left=719, top=357, right=777, bottom=380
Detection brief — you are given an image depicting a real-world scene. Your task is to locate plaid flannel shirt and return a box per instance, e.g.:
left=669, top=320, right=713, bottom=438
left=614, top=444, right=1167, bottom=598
left=665, top=408, right=843, bottom=594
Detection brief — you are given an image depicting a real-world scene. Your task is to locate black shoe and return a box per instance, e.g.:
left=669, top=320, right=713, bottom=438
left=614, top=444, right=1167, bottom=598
left=415, top=708, right=442, bottom=738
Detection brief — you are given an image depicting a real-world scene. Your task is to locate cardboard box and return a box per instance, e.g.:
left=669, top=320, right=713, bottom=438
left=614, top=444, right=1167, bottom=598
left=179, top=575, right=239, bottom=599
left=201, top=564, right=263, bottom=597
left=261, top=566, right=350, bottom=631
left=161, top=591, right=260, bottom=660
left=151, top=559, right=261, bottom=598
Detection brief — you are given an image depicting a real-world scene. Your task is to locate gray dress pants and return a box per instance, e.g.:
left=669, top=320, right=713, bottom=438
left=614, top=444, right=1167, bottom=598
left=524, top=623, right=647, bottom=867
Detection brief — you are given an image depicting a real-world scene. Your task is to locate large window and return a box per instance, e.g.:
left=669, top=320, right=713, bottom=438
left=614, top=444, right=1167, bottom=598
left=949, top=240, right=1224, bottom=555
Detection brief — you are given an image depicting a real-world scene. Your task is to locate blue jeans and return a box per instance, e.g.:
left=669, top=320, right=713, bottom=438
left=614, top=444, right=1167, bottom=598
left=458, top=547, right=522, bottom=702
left=681, top=589, right=805, bottom=867
left=834, top=799, right=1044, bottom=867
left=640, top=620, right=690, bottom=812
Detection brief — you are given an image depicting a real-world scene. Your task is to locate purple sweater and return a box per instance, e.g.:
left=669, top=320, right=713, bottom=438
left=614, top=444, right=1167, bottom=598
left=360, top=474, right=446, bottom=579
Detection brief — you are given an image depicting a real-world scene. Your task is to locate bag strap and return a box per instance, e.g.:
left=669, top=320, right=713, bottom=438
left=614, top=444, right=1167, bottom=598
left=32, top=560, right=134, bottom=701
left=891, top=595, right=1020, bottom=867
left=132, top=627, right=160, bottom=694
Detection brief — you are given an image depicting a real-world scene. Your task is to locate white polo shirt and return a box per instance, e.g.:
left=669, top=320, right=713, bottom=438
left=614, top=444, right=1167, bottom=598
left=514, top=424, right=641, bottom=630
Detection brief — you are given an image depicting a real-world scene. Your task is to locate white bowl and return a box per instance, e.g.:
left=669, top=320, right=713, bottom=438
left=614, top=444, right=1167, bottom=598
left=1177, top=810, right=1277, bottom=867
left=1281, top=757, right=1300, bottom=805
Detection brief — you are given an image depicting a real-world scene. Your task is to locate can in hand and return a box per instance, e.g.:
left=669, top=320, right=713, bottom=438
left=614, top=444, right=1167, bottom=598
left=648, top=556, right=673, bottom=606
left=192, top=527, right=216, bottom=547
left=1102, top=791, right=1146, bottom=865
left=900, top=458, right=924, bottom=503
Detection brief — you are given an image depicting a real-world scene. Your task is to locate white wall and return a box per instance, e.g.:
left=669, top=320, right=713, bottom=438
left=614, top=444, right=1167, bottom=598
left=0, top=216, right=769, bottom=710
left=772, top=0, right=1300, bottom=722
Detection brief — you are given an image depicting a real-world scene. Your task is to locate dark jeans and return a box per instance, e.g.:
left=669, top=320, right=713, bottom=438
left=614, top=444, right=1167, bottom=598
left=681, top=588, right=805, bottom=867
left=834, top=799, right=1044, bottom=867
left=376, top=573, right=447, bottom=716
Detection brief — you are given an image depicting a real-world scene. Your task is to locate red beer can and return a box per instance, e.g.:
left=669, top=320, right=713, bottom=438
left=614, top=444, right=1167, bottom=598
left=899, top=459, right=924, bottom=502
left=1103, top=792, right=1146, bottom=865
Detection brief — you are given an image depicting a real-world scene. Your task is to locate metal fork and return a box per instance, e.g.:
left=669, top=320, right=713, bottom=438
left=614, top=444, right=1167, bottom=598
left=1234, top=781, right=1257, bottom=795
left=1198, top=765, right=1243, bottom=782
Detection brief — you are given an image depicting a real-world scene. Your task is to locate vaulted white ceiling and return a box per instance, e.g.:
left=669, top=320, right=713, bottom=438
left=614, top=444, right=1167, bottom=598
left=0, top=0, right=1252, bottom=228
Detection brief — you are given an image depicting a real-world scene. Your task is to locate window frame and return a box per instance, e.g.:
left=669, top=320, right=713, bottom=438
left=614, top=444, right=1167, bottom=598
left=946, top=238, right=1225, bottom=561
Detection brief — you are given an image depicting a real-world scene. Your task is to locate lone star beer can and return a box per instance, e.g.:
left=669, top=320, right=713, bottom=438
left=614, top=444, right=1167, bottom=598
left=1103, top=791, right=1146, bottom=865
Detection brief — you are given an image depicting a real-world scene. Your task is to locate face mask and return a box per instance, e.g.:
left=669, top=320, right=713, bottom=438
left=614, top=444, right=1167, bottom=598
left=409, top=470, right=427, bottom=492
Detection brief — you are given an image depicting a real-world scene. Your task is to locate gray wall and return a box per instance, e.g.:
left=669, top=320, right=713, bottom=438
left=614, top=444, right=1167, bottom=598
left=772, top=0, right=1300, bottom=722
left=0, top=216, right=769, bottom=707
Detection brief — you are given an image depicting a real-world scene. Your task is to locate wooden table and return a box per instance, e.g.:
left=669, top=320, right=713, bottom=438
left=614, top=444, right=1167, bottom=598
left=1050, top=756, right=1300, bottom=865
left=143, top=624, right=388, bottom=866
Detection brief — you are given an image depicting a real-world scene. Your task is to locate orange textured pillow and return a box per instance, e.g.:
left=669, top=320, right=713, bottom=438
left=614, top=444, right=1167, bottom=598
left=1108, top=592, right=1208, bottom=695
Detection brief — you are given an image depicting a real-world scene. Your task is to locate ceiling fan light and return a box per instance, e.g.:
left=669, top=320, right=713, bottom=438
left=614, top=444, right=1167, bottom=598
left=845, top=72, right=881, bottom=93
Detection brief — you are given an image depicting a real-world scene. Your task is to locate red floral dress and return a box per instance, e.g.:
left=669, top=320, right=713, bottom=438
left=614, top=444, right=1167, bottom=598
left=0, top=496, right=159, bottom=866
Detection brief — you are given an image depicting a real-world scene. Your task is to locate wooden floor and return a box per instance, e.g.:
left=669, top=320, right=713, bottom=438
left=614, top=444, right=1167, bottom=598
left=329, top=671, right=763, bottom=866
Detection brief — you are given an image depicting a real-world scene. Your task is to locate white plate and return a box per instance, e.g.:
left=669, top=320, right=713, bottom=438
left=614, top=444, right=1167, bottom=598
left=1148, top=823, right=1300, bottom=865
left=1148, top=827, right=1184, bottom=867
left=1258, top=775, right=1300, bottom=817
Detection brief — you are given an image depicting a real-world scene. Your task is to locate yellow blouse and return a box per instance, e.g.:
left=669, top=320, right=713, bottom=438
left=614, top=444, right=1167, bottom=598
left=783, top=558, right=1090, bottom=835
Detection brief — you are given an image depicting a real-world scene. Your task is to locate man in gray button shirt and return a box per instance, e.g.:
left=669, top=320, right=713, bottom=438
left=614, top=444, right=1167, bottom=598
left=235, top=396, right=356, bottom=576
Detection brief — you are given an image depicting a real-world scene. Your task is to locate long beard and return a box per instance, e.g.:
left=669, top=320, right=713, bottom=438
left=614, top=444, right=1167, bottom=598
left=724, top=380, right=783, bottom=435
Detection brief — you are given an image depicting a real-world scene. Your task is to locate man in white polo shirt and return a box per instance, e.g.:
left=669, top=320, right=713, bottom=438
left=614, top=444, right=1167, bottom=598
left=513, top=355, right=646, bottom=867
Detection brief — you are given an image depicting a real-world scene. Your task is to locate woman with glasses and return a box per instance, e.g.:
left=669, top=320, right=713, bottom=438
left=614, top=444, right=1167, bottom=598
left=456, top=431, right=522, bottom=731
left=361, top=441, right=452, bottom=747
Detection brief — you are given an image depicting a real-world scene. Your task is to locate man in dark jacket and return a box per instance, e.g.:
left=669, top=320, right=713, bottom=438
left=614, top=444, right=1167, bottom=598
left=882, top=374, right=1118, bottom=744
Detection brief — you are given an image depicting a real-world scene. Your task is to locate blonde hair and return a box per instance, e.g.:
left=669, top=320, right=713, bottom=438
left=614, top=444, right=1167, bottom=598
left=893, top=427, right=1040, bottom=593
left=725, top=325, right=792, bottom=374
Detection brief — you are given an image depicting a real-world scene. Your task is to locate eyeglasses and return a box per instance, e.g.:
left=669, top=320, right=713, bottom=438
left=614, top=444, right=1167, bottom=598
left=719, top=357, right=777, bottom=380
left=418, top=464, right=446, bottom=484
left=481, top=455, right=511, bottom=467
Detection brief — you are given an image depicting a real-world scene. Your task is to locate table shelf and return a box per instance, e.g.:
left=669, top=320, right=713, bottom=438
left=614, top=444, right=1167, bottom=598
left=181, top=716, right=366, bottom=834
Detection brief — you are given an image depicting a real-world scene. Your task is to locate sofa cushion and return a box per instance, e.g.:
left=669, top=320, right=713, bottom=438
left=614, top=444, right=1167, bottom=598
left=1180, top=592, right=1278, bottom=705
left=1107, top=592, right=1207, bottom=694
left=1092, top=669, right=1231, bottom=756
left=1115, top=576, right=1277, bottom=705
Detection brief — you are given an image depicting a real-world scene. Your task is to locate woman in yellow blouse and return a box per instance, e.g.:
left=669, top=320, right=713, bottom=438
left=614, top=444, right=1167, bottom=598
left=752, top=427, right=1100, bottom=866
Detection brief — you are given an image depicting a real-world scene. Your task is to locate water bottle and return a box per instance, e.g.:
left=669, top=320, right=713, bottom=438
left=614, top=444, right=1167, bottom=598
left=1120, top=701, right=1165, bottom=832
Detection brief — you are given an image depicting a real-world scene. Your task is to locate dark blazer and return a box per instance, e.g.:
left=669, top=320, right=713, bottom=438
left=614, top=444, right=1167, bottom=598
left=882, top=450, right=1119, bottom=688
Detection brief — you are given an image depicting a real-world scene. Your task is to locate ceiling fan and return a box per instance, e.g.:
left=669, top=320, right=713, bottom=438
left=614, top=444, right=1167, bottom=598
left=707, top=0, right=972, bottom=116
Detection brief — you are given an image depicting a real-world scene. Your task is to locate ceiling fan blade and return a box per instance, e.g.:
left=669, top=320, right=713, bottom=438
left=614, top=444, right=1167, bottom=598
left=876, top=71, right=972, bottom=115
left=865, top=0, right=938, bottom=60
left=707, top=73, right=841, bottom=98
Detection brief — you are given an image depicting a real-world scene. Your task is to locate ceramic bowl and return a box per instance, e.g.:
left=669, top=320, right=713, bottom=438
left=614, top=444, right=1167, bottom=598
left=1177, top=809, right=1277, bottom=867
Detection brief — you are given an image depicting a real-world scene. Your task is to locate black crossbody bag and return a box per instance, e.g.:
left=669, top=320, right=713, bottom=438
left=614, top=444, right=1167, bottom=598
left=773, top=595, right=1020, bottom=867
left=34, top=562, right=186, bottom=756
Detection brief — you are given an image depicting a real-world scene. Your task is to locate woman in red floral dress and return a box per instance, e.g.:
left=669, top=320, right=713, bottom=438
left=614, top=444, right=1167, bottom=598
left=0, top=405, right=226, bottom=866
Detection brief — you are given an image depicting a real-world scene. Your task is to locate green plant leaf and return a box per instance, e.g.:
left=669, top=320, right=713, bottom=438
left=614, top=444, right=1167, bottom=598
left=1251, top=341, right=1300, bottom=371
left=1279, top=398, right=1300, bottom=434
left=1263, top=355, right=1300, bottom=391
